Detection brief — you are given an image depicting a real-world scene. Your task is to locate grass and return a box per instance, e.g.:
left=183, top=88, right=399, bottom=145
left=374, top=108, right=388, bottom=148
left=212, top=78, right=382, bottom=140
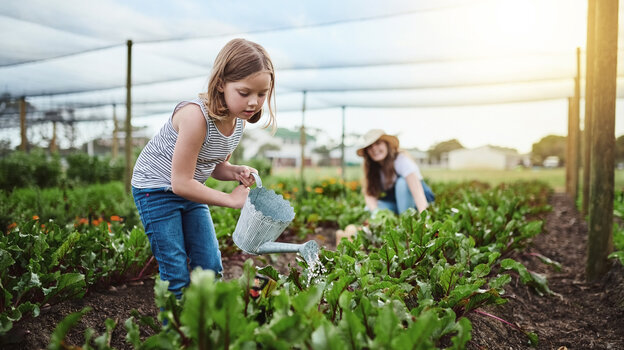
left=272, top=166, right=624, bottom=193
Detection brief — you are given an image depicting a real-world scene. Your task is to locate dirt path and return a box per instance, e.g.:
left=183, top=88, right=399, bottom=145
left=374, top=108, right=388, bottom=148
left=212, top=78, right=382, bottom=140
left=469, top=193, right=624, bottom=349
left=4, top=194, right=623, bottom=349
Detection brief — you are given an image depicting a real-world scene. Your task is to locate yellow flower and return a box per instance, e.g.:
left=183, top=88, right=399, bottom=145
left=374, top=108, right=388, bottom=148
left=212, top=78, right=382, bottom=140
left=314, top=187, right=323, bottom=194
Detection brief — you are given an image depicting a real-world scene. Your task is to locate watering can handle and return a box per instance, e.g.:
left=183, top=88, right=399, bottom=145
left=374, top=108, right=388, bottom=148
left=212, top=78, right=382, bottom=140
left=250, top=172, right=262, bottom=188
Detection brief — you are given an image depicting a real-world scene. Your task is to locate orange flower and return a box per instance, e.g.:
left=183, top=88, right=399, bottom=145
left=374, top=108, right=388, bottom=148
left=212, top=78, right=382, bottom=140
left=32, top=215, right=39, bottom=220
left=110, top=215, right=122, bottom=222
left=7, top=222, right=17, bottom=230
left=314, top=187, right=323, bottom=194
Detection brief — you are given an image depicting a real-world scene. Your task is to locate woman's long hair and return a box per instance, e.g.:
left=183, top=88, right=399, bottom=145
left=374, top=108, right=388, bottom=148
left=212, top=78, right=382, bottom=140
left=362, top=140, right=398, bottom=197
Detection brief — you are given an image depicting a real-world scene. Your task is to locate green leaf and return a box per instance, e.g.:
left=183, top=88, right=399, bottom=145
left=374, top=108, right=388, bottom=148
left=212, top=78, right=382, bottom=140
left=338, top=310, right=366, bottom=349
left=93, top=318, right=117, bottom=349
left=0, top=248, right=15, bottom=272
left=311, top=319, right=348, bottom=349
left=181, top=269, right=218, bottom=347
left=392, top=308, right=438, bottom=348
left=530, top=252, right=562, bottom=271
left=372, top=303, right=400, bottom=347
left=608, top=251, right=624, bottom=266
left=527, top=331, right=539, bottom=346
left=43, top=273, right=86, bottom=303
left=258, top=265, right=280, bottom=281
left=528, top=271, right=553, bottom=296
left=291, top=284, right=324, bottom=315
left=449, top=317, right=473, bottom=350
left=124, top=317, right=141, bottom=348
left=472, top=264, right=490, bottom=279
left=500, top=258, right=531, bottom=283
left=489, top=274, right=512, bottom=290
left=48, top=306, right=92, bottom=350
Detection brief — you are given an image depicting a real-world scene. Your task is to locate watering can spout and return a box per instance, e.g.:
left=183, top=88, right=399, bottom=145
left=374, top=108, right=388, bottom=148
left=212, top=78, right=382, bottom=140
left=256, top=240, right=319, bottom=264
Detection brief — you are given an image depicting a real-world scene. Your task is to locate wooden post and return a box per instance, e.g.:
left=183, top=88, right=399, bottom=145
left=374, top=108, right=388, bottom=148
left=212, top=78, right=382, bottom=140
left=299, top=91, right=307, bottom=195
left=112, top=104, right=118, bottom=159
left=582, top=0, right=596, bottom=216
left=341, top=106, right=346, bottom=181
left=19, top=97, right=27, bottom=152
left=587, top=0, right=618, bottom=282
left=50, top=121, right=57, bottom=153
left=125, top=40, right=133, bottom=193
left=565, top=48, right=581, bottom=201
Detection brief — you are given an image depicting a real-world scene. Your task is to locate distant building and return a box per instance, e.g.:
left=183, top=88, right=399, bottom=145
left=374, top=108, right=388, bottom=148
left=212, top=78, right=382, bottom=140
left=542, top=156, right=560, bottom=168
left=448, top=146, right=521, bottom=170
left=329, top=146, right=360, bottom=166
left=241, top=128, right=319, bottom=167
left=406, top=148, right=429, bottom=168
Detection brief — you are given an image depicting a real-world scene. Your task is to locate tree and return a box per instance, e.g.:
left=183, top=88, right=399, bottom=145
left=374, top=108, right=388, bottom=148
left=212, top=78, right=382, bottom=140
left=427, top=139, right=464, bottom=162
left=531, top=135, right=566, bottom=165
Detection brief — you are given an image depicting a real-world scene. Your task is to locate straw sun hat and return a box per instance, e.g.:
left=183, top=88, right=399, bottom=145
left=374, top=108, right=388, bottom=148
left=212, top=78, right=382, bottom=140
left=356, top=129, right=399, bottom=157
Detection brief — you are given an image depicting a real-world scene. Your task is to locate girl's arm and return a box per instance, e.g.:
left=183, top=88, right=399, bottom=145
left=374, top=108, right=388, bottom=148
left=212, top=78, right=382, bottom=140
left=405, top=172, right=428, bottom=213
left=212, top=161, right=258, bottom=187
left=170, top=105, right=249, bottom=208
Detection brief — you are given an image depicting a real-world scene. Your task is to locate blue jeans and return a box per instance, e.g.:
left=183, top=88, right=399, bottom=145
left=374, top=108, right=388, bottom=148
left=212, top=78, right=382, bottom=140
left=377, top=177, right=435, bottom=214
left=132, top=187, right=223, bottom=298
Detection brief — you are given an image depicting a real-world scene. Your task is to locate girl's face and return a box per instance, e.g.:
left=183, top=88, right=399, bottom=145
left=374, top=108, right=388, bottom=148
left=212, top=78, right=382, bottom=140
left=366, top=139, right=388, bottom=162
left=221, top=72, right=271, bottom=120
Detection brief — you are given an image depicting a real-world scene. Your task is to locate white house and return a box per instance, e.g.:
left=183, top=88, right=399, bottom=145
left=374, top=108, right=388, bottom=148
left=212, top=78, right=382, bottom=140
left=241, top=127, right=320, bottom=167
left=448, top=146, right=521, bottom=170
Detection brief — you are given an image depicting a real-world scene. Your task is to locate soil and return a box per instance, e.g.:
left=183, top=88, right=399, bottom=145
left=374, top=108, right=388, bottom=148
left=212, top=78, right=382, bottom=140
left=3, top=193, right=624, bottom=349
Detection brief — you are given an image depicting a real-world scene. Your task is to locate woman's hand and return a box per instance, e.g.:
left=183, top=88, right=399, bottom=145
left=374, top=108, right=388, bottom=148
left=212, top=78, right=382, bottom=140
left=234, top=165, right=258, bottom=187
left=229, top=184, right=251, bottom=208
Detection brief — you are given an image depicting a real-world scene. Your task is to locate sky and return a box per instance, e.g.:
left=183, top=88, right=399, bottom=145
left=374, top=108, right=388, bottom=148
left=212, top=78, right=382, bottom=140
left=0, top=0, right=623, bottom=154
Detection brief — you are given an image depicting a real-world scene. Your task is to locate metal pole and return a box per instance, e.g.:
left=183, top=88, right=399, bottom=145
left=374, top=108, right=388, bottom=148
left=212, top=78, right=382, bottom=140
left=299, top=91, right=307, bottom=195
left=587, top=0, right=618, bottom=282
left=19, top=97, right=27, bottom=152
left=50, top=121, right=57, bottom=153
left=341, top=106, right=346, bottom=181
left=125, top=40, right=133, bottom=193
left=112, top=104, right=118, bottom=159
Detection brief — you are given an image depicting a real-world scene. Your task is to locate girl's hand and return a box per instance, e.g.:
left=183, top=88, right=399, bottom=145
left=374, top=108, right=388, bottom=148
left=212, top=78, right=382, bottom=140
left=235, top=165, right=258, bottom=187
left=229, top=184, right=250, bottom=208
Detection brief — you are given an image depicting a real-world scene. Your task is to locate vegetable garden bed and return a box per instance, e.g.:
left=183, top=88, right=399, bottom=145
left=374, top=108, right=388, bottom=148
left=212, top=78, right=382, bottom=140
left=2, top=180, right=623, bottom=349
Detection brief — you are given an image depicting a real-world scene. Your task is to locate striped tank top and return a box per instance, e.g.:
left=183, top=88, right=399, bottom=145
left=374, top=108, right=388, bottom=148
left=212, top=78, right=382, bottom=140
left=131, top=98, right=244, bottom=189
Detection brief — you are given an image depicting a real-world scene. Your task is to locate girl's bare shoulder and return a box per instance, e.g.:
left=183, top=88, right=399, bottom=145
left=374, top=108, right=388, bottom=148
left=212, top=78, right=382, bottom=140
left=172, top=103, right=205, bottom=131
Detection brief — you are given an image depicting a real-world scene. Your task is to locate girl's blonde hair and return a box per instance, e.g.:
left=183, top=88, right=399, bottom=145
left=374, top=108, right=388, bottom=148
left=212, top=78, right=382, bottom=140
left=200, top=38, right=276, bottom=129
left=362, top=140, right=399, bottom=197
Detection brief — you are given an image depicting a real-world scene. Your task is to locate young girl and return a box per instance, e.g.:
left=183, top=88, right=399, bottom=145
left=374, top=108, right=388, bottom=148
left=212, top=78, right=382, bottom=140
left=131, top=38, right=275, bottom=298
left=357, top=129, right=435, bottom=215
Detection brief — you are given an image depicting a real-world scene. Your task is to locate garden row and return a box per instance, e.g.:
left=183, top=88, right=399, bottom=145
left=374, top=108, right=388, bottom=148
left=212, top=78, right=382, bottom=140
left=3, top=177, right=624, bottom=349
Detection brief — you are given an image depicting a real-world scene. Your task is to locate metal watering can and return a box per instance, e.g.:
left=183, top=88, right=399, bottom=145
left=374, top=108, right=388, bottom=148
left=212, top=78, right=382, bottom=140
left=232, top=173, right=319, bottom=263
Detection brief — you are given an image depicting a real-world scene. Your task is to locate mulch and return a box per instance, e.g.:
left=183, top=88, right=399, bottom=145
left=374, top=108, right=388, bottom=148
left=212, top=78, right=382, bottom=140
left=3, top=193, right=623, bottom=349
